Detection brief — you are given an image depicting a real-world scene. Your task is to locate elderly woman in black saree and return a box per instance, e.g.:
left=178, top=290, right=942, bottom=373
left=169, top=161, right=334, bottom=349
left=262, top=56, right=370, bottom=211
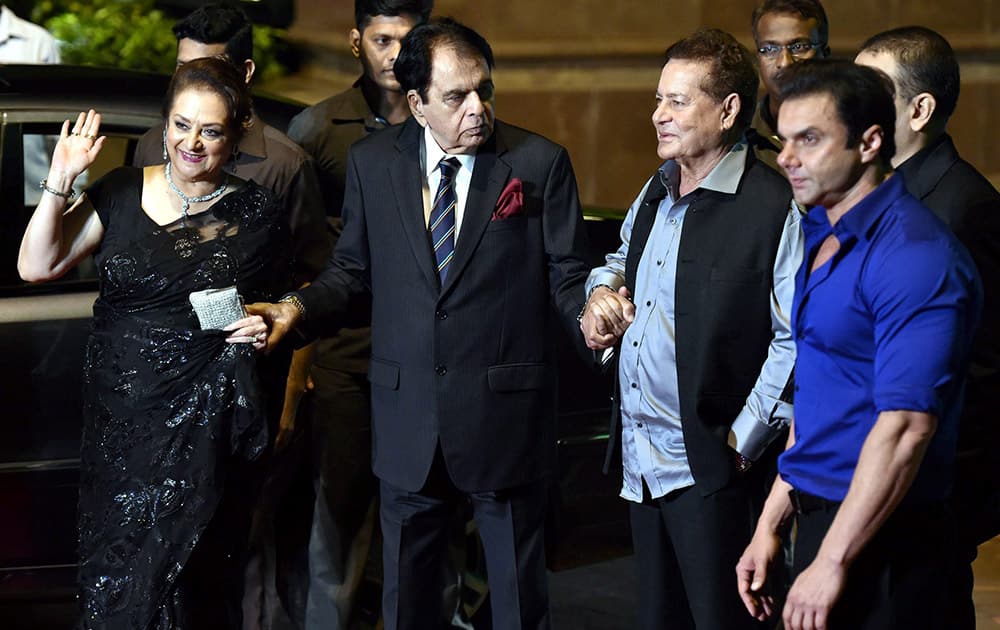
left=18, top=57, right=293, bottom=629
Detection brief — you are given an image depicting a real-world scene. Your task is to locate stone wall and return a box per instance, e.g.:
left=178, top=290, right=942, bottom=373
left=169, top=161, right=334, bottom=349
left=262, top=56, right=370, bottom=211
left=288, top=0, right=1000, bottom=209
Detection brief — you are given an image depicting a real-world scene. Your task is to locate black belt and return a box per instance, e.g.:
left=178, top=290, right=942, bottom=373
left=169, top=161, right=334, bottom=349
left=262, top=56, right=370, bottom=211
left=789, top=488, right=841, bottom=515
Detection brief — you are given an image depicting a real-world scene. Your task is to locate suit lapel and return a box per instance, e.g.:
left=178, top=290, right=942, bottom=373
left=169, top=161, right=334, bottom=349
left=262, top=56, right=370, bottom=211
left=389, top=119, right=439, bottom=291
left=441, top=126, right=511, bottom=294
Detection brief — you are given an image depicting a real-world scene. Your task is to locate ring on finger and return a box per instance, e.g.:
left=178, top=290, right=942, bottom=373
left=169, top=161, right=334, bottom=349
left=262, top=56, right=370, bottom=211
left=85, top=133, right=97, bottom=140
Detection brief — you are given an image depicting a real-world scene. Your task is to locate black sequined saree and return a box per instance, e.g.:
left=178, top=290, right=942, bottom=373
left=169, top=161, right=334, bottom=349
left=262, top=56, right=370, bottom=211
left=76, top=167, right=291, bottom=629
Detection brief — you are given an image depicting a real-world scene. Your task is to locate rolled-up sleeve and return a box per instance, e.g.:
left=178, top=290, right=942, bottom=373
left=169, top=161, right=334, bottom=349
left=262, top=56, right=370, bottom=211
left=869, top=238, right=982, bottom=418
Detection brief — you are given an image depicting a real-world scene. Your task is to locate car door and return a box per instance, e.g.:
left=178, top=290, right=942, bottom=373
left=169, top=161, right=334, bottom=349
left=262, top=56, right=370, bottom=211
left=0, top=109, right=157, bottom=599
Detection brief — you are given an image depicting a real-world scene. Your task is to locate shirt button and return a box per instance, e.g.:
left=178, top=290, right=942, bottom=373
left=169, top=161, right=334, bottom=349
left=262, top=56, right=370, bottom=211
left=436, top=310, right=448, bottom=320
left=632, top=341, right=638, bottom=347
left=435, top=365, right=447, bottom=375
left=631, top=382, right=638, bottom=389
left=656, top=260, right=662, bottom=265
left=646, top=301, right=651, bottom=307
left=636, top=422, right=643, bottom=428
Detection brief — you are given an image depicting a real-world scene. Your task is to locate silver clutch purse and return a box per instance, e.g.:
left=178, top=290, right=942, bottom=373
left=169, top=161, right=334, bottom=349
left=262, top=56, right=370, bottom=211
left=189, top=286, right=246, bottom=330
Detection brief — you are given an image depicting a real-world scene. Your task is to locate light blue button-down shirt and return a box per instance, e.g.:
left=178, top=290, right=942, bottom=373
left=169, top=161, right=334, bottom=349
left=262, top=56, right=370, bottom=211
left=587, top=142, right=803, bottom=502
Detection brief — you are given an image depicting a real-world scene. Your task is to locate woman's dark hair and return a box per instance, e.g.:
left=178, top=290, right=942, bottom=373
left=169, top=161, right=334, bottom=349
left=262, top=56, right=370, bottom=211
left=355, top=0, right=433, bottom=31
left=162, top=57, right=253, bottom=139
left=779, top=59, right=897, bottom=162
left=172, top=3, right=253, bottom=66
left=663, top=29, right=760, bottom=133
left=394, top=17, right=494, bottom=101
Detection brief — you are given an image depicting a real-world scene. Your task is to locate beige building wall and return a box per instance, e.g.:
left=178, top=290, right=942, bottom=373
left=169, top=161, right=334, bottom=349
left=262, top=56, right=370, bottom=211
left=286, top=0, right=1000, bottom=210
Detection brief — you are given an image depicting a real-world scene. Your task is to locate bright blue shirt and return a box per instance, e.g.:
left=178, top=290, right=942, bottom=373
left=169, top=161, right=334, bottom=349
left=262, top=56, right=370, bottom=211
left=779, top=174, right=982, bottom=503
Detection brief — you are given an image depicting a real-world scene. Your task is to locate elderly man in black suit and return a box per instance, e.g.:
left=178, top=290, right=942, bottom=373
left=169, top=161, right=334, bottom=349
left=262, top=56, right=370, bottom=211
left=856, top=26, right=1000, bottom=630
left=249, top=17, right=590, bottom=630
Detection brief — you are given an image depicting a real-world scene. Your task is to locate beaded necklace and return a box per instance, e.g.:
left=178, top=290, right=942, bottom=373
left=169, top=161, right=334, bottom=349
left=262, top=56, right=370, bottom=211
left=165, top=161, right=227, bottom=219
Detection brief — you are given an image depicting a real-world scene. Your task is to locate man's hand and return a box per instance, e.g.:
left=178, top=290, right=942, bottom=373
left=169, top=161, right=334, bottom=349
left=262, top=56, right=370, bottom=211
left=736, top=529, right=781, bottom=621
left=245, top=301, right=301, bottom=354
left=580, top=285, right=635, bottom=350
left=782, top=555, right=847, bottom=630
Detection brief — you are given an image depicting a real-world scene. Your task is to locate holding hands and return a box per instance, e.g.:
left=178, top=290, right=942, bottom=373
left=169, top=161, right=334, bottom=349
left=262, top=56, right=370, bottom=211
left=245, top=300, right=303, bottom=354
left=580, top=285, right=635, bottom=350
left=224, top=315, right=270, bottom=352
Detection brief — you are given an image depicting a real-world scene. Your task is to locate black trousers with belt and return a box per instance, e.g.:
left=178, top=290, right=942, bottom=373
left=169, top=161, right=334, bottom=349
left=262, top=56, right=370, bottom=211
left=790, top=489, right=956, bottom=629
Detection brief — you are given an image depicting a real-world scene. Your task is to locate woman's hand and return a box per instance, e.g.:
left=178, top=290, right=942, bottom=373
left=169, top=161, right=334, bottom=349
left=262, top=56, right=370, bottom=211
left=50, top=110, right=106, bottom=180
left=224, top=315, right=269, bottom=352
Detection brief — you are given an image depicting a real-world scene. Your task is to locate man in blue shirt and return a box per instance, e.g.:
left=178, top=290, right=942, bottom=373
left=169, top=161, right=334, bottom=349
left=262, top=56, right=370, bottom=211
left=736, top=59, right=982, bottom=630
left=581, top=29, right=802, bottom=629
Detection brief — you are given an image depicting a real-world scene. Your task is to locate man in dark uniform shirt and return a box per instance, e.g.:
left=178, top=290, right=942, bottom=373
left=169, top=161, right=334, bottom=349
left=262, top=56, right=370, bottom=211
left=857, top=26, right=1000, bottom=630
left=749, top=0, right=830, bottom=170
left=285, top=1, right=431, bottom=627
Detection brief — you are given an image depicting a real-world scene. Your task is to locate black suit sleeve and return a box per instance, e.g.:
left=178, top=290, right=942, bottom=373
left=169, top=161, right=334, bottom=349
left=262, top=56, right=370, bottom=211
left=297, top=147, right=371, bottom=337
left=542, top=147, right=591, bottom=349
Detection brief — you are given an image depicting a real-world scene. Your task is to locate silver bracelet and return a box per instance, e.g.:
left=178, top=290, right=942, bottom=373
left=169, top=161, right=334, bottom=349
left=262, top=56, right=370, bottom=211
left=39, top=179, right=76, bottom=201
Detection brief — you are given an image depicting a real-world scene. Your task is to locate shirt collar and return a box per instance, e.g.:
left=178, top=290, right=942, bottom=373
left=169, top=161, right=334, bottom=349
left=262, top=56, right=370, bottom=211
left=423, top=124, right=476, bottom=178
left=806, top=173, right=907, bottom=243
left=0, top=6, right=27, bottom=43
left=337, top=78, right=388, bottom=132
left=894, top=133, right=955, bottom=199
left=657, top=140, right=748, bottom=198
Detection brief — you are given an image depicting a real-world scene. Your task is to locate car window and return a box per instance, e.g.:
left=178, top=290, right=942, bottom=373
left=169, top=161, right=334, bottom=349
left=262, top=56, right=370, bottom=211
left=0, top=120, right=145, bottom=465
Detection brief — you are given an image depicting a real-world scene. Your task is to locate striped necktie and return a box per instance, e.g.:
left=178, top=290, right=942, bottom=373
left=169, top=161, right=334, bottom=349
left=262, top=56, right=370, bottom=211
left=429, top=157, right=459, bottom=282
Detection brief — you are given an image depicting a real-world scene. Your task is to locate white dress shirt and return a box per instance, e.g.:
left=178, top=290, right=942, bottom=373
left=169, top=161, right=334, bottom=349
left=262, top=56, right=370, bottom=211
left=0, top=6, right=60, bottom=64
left=422, top=125, right=477, bottom=240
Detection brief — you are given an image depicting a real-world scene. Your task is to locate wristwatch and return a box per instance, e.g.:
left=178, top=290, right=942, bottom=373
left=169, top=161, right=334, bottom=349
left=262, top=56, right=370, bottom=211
left=278, top=293, right=306, bottom=320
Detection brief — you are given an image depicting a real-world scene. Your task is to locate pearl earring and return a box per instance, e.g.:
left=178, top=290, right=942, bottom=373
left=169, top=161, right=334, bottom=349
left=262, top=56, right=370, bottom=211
left=162, top=127, right=168, bottom=162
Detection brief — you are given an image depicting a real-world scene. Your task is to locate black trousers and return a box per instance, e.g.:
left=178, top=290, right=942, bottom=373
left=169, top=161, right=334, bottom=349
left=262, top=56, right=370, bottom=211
left=791, top=491, right=956, bottom=629
left=379, top=449, right=550, bottom=630
left=629, top=481, right=765, bottom=630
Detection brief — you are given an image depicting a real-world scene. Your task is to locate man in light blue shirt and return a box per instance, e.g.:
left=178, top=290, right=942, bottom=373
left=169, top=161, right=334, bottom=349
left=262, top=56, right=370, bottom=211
left=581, top=29, right=802, bottom=629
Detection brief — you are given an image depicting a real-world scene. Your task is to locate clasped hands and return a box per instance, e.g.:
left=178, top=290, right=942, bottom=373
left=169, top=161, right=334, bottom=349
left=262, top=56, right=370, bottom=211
left=580, top=285, right=635, bottom=350
left=223, top=315, right=270, bottom=352
left=244, top=300, right=303, bottom=354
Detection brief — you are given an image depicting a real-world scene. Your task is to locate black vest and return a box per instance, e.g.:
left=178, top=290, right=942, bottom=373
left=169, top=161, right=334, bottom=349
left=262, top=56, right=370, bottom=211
left=608, top=149, right=793, bottom=495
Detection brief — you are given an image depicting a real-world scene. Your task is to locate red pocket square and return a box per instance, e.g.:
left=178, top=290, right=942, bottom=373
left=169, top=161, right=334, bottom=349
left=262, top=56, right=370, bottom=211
left=491, top=178, right=524, bottom=220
